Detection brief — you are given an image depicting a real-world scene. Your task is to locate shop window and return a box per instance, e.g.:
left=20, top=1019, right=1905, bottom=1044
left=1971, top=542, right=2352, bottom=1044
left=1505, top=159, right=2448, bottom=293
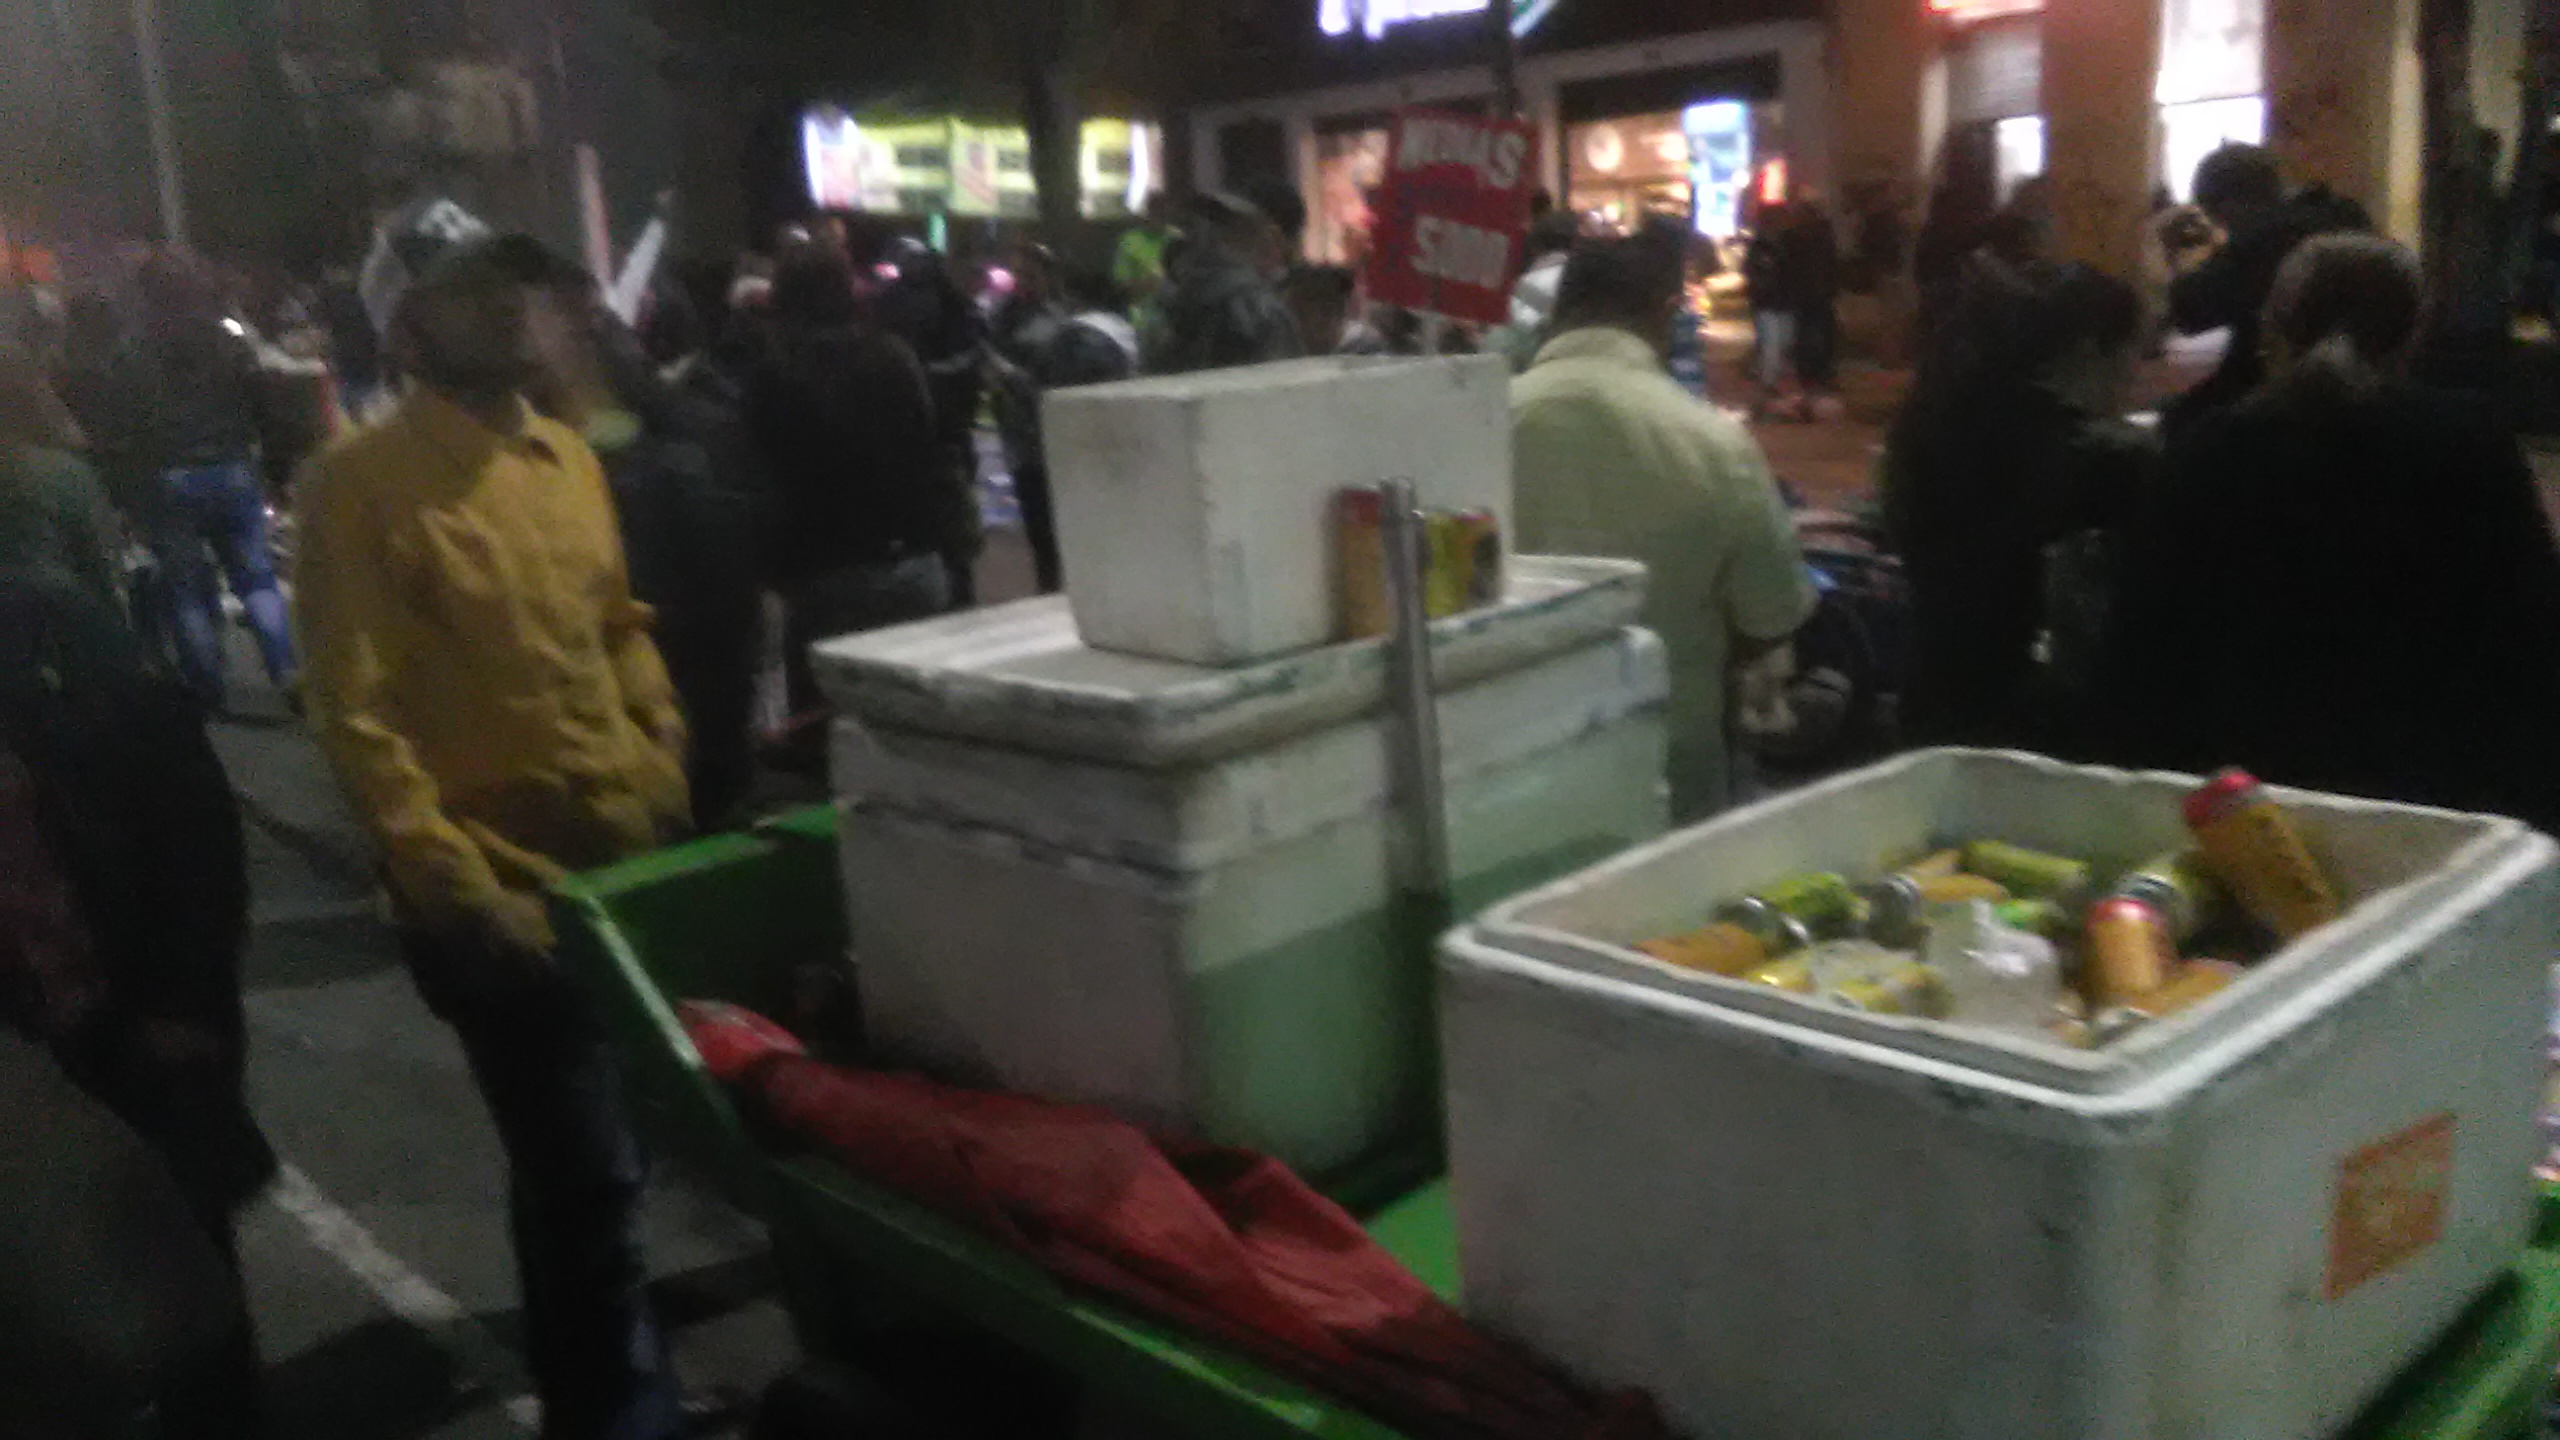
left=1994, top=116, right=2045, bottom=203
left=895, top=145, right=948, bottom=170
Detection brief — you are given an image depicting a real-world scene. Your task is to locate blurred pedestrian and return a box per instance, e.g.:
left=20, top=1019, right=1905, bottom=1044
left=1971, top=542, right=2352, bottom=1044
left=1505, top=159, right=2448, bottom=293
left=749, top=244, right=955, bottom=712
left=989, top=244, right=1070, bottom=593
left=2108, top=234, right=2560, bottom=827
left=1493, top=209, right=1583, bottom=371
left=296, top=234, right=691, bottom=1440
left=2160, top=143, right=2371, bottom=436
left=1282, top=264, right=1387, bottom=358
left=0, top=561, right=270, bottom=1439
left=1743, top=202, right=1804, bottom=414
left=1882, top=265, right=2154, bottom=749
left=1148, top=191, right=1303, bottom=374
left=130, top=255, right=298, bottom=709
left=1114, top=191, right=1179, bottom=331
left=1788, top=195, right=1845, bottom=409
left=876, top=240, right=989, bottom=607
left=1512, top=235, right=1815, bottom=820
left=0, top=346, right=121, bottom=609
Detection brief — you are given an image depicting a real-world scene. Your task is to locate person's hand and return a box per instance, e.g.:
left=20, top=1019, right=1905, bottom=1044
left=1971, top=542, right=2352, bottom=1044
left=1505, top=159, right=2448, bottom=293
left=480, top=890, right=557, bottom=957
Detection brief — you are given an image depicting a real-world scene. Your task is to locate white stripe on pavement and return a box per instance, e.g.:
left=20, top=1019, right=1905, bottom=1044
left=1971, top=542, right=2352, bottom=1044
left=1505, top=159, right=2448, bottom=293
left=266, top=1162, right=538, bottom=1433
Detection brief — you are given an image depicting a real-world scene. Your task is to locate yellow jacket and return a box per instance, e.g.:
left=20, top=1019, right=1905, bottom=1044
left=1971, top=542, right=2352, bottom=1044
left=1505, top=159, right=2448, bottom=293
left=296, top=388, right=688, bottom=951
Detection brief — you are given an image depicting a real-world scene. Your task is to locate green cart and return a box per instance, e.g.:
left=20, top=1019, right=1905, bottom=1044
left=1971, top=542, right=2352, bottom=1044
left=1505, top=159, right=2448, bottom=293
left=553, top=808, right=2560, bottom=1440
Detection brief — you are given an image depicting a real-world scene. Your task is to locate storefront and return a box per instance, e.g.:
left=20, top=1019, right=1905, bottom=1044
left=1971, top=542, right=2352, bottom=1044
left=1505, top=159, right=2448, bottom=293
left=1187, top=0, right=1828, bottom=262
left=1928, top=0, right=2266, bottom=208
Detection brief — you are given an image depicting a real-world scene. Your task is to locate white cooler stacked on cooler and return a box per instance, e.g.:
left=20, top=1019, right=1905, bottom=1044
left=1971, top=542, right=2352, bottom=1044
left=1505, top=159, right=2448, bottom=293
left=1440, top=748, right=2560, bottom=1440
left=813, top=355, right=1670, bottom=1179
left=815, top=559, right=1667, bottom=1176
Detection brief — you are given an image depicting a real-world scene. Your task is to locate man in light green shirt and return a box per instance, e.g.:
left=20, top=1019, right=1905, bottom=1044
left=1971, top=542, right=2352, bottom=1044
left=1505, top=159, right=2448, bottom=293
left=1512, top=235, right=1815, bottom=820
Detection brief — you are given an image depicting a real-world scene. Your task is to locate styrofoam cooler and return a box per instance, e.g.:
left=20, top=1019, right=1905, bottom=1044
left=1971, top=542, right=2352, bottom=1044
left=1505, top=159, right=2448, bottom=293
left=812, top=562, right=1668, bottom=1177
left=1042, top=354, right=1512, bottom=665
left=1441, top=749, right=2560, bottom=1440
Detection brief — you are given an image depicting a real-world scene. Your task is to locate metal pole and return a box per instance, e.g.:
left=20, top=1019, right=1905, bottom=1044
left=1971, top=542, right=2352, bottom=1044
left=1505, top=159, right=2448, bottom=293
left=129, top=0, right=187, bottom=249
left=1485, top=0, right=1520, bottom=119
left=1379, top=478, right=1451, bottom=902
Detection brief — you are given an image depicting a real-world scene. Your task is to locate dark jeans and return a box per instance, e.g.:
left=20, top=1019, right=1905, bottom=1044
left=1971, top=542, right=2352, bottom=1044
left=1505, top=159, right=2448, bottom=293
left=782, top=555, right=953, bottom=714
left=162, top=461, right=295, bottom=705
left=1013, top=460, right=1063, bottom=594
left=403, top=931, right=681, bottom=1440
left=1794, top=303, right=1840, bottom=392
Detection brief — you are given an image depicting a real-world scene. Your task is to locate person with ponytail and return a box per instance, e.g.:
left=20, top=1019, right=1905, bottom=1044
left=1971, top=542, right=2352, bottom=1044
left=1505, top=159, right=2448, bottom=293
left=2104, top=233, right=2560, bottom=827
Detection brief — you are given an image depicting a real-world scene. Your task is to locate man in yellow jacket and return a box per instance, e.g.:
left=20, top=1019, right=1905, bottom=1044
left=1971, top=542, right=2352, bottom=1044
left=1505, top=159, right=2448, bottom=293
left=296, top=235, right=689, bottom=1440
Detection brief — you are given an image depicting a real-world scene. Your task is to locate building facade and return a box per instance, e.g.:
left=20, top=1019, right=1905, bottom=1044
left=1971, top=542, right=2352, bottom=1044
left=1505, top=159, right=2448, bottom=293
left=1182, top=0, right=2541, bottom=282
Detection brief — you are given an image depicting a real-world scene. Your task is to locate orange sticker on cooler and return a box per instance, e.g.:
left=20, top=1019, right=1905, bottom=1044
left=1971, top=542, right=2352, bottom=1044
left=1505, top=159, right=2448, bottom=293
left=2326, top=1113, right=2455, bottom=1301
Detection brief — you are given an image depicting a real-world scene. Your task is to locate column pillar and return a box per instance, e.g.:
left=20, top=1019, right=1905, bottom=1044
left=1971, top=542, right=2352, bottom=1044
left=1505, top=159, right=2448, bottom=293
left=1525, top=74, right=1565, bottom=204
left=1831, top=0, right=1936, bottom=197
left=2044, top=0, right=2165, bottom=279
left=2266, top=0, right=2420, bottom=238
left=1781, top=27, right=1838, bottom=202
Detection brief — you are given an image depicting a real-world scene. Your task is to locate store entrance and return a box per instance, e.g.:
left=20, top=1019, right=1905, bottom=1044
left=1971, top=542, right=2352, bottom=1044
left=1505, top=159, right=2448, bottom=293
left=1558, top=56, right=1783, bottom=241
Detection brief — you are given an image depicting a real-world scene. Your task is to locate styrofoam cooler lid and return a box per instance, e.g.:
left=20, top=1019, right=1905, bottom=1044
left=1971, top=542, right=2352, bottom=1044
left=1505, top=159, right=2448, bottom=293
left=810, top=555, right=1645, bottom=769
left=1464, top=748, right=2555, bottom=1107
left=833, top=627, right=1668, bottom=874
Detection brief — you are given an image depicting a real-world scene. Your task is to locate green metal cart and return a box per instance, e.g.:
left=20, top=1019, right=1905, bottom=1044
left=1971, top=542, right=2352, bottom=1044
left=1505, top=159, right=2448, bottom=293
left=552, top=807, right=2560, bottom=1440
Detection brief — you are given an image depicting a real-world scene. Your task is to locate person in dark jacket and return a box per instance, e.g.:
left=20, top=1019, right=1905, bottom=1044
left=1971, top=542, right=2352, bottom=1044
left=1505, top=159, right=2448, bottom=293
left=988, top=243, right=1070, bottom=594
left=1788, top=197, right=1845, bottom=403
left=1743, top=201, right=1802, bottom=410
left=0, top=346, right=122, bottom=609
left=749, top=245, right=956, bottom=713
left=2161, top=144, right=2371, bottom=437
left=2108, top=234, right=2560, bottom=827
left=875, top=240, right=989, bottom=608
left=524, top=265, right=769, bottom=830
left=1147, top=192, right=1303, bottom=375
left=1884, top=264, right=2154, bottom=749
left=126, top=255, right=297, bottom=708
left=0, top=562, right=269, bottom=1438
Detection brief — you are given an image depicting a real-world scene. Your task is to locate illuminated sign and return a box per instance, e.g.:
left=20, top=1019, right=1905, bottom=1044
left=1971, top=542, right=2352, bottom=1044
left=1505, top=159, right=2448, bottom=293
left=1928, top=0, right=2042, bottom=21
left=1319, top=0, right=1560, bottom=42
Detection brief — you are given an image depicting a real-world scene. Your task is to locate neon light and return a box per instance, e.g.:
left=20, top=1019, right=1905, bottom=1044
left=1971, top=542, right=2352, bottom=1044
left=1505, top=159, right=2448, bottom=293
left=1928, top=0, right=2042, bottom=20
left=1319, top=0, right=1557, bottom=42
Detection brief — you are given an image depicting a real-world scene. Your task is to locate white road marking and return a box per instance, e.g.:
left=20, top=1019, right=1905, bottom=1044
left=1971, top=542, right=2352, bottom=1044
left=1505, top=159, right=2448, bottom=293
left=266, top=1162, right=538, bottom=1433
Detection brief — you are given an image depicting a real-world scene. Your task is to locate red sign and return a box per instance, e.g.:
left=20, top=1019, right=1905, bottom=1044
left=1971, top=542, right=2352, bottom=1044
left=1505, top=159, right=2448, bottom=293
left=1363, top=108, right=1539, bottom=329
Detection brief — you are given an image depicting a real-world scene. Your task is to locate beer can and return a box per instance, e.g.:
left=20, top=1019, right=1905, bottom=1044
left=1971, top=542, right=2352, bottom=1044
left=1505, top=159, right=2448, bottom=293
left=1717, top=896, right=1815, bottom=955
left=2184, top=770, right=2343, bottom=940
left=1827, top=963, right=1951, bottom=1018
left=2124, top=959, right=2244, bottom=1021
left=1334, top=488, right=1391, bottom=640
left=1751, top=871, right=1867, bottom=939
left=1963, top=840, right=2093, bottom=902
left=2086, top=897, right=2177, bottom=1005
left=1637, top=922, right=1770, bottom=978
left=1992, top=898, right=2069, bottom=939
left=1459, top=509, right=1504, bottom=607
left=1743, top=957, right=1817, bottom=993
left=1866, top=872, right=2012, bottom=943
left=2112, top=851, right=2214, bottom=943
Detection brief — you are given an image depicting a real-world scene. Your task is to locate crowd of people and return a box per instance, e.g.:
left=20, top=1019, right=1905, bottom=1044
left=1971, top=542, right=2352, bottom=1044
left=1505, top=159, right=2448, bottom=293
left=2, top=135, right=2555, bottom=1437
left=1882, top=143, right=2560, bottom=833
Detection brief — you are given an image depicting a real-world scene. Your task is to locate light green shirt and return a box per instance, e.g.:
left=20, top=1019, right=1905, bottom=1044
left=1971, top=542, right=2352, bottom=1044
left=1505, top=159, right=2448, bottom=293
left=1511, top=327, right=1814, bottom=819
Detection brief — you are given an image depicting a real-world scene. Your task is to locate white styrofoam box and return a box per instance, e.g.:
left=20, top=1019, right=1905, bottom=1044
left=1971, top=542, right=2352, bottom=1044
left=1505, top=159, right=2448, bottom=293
left=1443, top=748, right=2560, bottom=1440
left=834, top=629, right=1670, bottom=1177
left=811, top=555, right=1642, bottom=769
left=1042, top=354, right=1513, bottom=665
